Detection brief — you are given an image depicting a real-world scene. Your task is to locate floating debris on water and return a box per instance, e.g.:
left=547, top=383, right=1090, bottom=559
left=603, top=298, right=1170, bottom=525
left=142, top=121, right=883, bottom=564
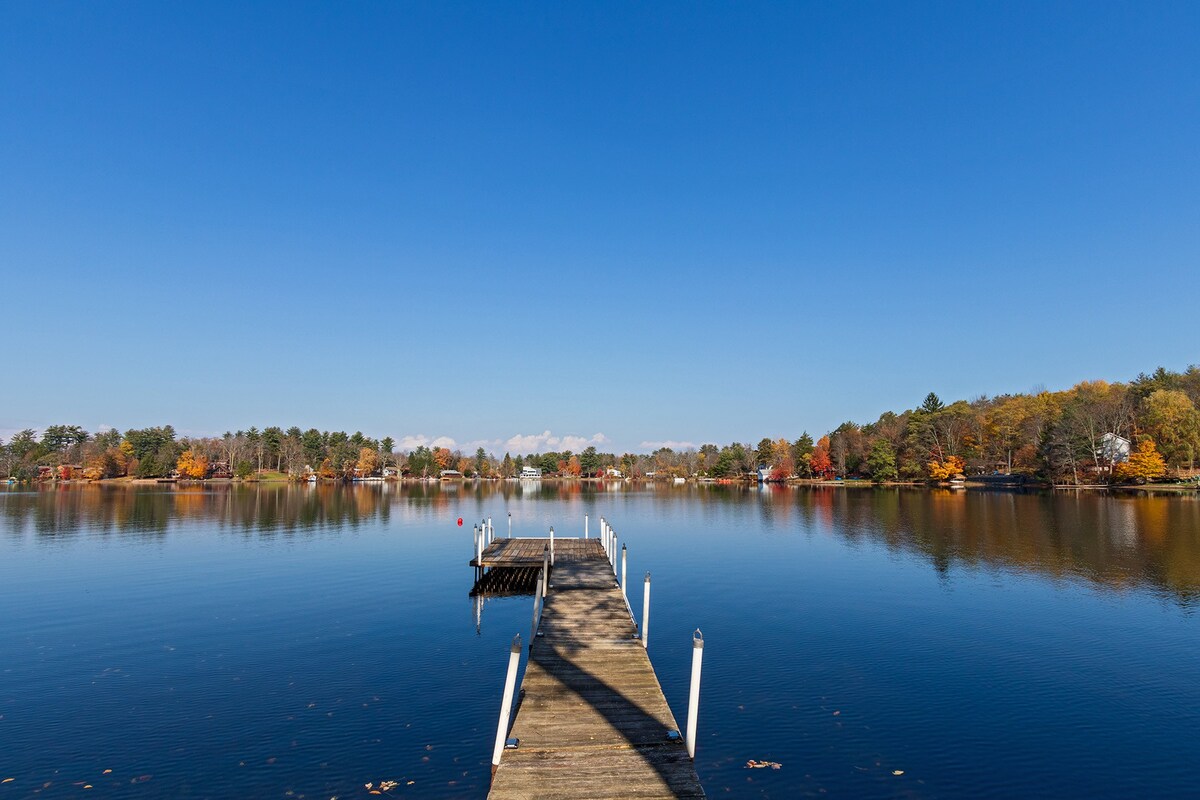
left=745, top=760, right=782, bottom=770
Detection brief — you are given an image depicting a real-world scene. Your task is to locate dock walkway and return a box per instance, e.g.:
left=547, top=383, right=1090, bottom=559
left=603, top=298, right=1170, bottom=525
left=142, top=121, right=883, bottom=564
left=480, top=537, right=705, bottom=800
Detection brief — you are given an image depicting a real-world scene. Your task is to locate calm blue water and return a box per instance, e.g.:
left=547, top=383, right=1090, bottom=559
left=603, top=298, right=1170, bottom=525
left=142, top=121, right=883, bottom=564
left=1, top=483, right=1198, bottom=799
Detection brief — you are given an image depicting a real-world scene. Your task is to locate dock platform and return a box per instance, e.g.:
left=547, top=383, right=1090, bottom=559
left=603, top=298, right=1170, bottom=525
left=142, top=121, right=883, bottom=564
left=482, top=536, right=705, bottom=800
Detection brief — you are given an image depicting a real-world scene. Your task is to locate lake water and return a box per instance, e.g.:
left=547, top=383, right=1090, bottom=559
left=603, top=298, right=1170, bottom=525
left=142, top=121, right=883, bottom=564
left=2, top=483, right=1198, bottom=799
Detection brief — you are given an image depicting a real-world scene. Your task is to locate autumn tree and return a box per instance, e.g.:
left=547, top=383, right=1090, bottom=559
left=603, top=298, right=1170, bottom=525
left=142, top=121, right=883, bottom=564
left=927, top=455, right=965, bottom=481
left=810, top=437, right=834, bottom=479
left=1114, top=438, right=1168, bottom=483
left=356, top=447, right=381, bottom=476
left=1142, top=389, right=1200, bottom=470
left=567, top=455, right=582, bottom=477
left=176, top=449, right=209, bottom=479
left=433, top=447, right=452, bottom=471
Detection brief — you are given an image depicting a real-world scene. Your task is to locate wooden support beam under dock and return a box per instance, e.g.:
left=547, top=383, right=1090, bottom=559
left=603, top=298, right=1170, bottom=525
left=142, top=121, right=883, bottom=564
left=485, top=538, right=705, bottom=800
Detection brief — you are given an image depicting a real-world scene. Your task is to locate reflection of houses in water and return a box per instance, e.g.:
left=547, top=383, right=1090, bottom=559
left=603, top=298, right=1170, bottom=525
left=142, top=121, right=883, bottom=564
left=1109, top=500, right=1139, bottom=548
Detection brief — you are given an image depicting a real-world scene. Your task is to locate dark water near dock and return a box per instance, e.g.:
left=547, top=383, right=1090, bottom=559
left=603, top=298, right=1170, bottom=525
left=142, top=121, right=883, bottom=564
left=2, top=483, right=1198, bottom=799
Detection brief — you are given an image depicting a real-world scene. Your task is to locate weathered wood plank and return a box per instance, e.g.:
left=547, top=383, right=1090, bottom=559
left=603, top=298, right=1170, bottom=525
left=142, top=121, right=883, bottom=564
left=486, top=539, right=704, bottom=800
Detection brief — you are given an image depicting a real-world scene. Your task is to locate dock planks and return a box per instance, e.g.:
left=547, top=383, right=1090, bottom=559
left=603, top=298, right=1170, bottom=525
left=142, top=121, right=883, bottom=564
left=472, top=537, right=599, bottom=568
left=486, top=538, right=705, bottom=800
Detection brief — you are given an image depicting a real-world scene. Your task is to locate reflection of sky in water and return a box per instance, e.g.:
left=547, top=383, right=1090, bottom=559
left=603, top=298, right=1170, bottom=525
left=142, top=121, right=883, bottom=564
left=1, top=484, right=1198, bottom=799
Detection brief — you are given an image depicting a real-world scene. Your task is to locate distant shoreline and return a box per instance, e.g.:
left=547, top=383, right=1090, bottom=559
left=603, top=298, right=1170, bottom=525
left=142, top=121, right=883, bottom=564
left=7, top=474, right=1196, bottom=495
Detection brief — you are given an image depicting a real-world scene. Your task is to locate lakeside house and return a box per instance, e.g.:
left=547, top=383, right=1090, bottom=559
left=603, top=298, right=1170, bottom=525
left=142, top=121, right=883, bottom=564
left=1096, top=433, right=1132, bottom=470
left=439, top=469, right=463, bottom=480
left=605, top=467, right=623, bottom=478
left=520, top=466, right=543, bottom=479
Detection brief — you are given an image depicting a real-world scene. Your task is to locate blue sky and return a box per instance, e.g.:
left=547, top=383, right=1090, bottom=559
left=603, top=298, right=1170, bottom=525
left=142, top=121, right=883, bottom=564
left=2, top=1, right=1197, bottom=453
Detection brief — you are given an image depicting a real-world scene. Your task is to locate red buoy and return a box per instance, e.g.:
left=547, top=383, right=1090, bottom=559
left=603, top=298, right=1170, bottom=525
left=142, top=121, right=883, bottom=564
left=457, top=517, right=463, bottom=527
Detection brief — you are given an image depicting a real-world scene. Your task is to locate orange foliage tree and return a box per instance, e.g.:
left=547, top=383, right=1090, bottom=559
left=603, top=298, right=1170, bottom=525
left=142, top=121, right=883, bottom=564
left=356, top=447, right=381, bottom=476
left=1114, top=438, right=1168, bottom=483
left=176, top=449, right=209, bottom=479
left=433, top=448, right=452, bottom=470
left=927, top=455, right=966, bottom=481
left=809, top=440, right=834, bottom=479
left=567, top=455, right=582, bottom=477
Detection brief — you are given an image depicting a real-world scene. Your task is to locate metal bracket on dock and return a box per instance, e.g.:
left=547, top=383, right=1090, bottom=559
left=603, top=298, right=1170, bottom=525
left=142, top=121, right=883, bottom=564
left=667, top=730, right=682, bottom=742
left=505, top=737, right=519, bottom=749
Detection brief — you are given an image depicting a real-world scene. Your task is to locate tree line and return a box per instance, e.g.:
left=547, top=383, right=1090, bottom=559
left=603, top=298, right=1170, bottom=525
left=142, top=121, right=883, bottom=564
left=3, top=365, right=1198, bottom=484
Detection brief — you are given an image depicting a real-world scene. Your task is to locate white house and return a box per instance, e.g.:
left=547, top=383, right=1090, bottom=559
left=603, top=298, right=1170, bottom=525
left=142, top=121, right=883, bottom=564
left=520, top=466, right=543, bottom=479
left=605, top=467, right=623, bottom=478
left=1096, top=433, right=1131, bottom=469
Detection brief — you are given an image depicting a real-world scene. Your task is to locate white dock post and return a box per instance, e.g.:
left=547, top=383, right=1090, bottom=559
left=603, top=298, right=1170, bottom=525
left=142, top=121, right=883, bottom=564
left=491, top=634, right=522, bottom=772
left=531, top=571, right=543, bottom=643
left=488, top=517, right=493, bottom=544
left=612, top=533, right=618, bottom=574
left=585, top=514, right=589, bottom=538
left=475, top=525, right=483, bottom=567
left=641, top=572, right=651, bottom=649
left=549, top=526, right=555, bottom=566
left=542, top=546, right=549, bottom=598
left=621, top=544, right=627, bottom=597
left=686, top=629, right=704, bottom=759
left=507, top=512, right=512, bottom=538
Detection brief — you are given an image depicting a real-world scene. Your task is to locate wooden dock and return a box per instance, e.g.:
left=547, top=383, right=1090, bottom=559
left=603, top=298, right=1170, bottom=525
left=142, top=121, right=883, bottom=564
left=478, top=536, right=705, bottom=800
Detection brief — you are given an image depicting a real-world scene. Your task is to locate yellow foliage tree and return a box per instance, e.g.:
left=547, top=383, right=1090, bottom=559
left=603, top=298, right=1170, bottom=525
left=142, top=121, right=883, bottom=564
left=176, top=449, right=209, bottom=479
left=1114, top=438, right=1168, bottom=483
left=927, top=455, right=965, bottom=480
left=355, top=447, right=381, bottom=477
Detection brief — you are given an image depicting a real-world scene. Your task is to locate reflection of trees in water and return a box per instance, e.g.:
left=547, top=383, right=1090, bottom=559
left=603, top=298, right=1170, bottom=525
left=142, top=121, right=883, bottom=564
left=3, top=483, right=1197, bottom=603
left=0, top=484, right=393, bottom=537
left=785, top=487, right=1200, bottom=605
